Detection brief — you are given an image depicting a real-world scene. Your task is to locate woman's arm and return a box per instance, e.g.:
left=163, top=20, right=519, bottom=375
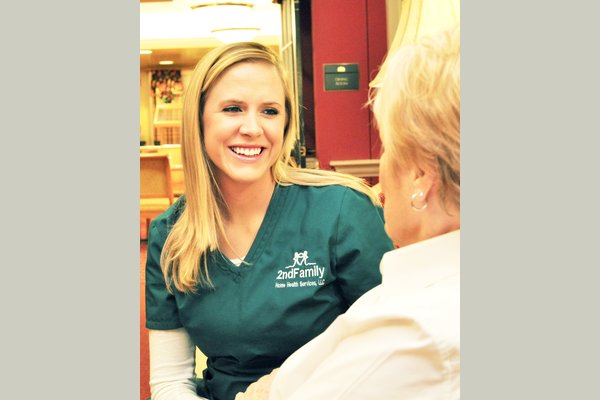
left=269, top=316, right=456, bottom=400
left=234, top=369, right=279, bottom=400
left=149, top=328, right=207, bottom=400
left=332, top=188, right=394, bottom=305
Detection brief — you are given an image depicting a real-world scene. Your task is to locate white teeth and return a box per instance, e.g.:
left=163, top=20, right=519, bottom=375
left=231, top=147, right=262, bottom=156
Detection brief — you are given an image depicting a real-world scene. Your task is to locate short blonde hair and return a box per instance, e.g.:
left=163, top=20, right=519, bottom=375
left=372, top=25, right=460, bottom=210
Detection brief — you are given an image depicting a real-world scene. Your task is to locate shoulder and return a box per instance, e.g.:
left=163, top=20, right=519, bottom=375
left=285, top=184, right=383, bottom=226
left=288, top=184, right=373, bottom=205
left=149, top=195, right=186, bottom=239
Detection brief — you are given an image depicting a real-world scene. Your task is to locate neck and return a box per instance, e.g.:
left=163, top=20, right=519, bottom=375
left=396, top=195, right=460, bottom=248
left=420, top=204, right=460, bottom=243
left=216, top=176, right=276, bottom=260
left=218, top=176, right=276, bottom=224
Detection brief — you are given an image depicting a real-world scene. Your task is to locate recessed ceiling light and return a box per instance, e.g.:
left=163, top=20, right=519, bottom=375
left=140, top=49, right=152, bottom=55
left=159, top=60, right=174, bottom=65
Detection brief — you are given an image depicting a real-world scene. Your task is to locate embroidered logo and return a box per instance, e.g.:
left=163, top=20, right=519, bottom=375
left=275, top=251, right=326, bottom=288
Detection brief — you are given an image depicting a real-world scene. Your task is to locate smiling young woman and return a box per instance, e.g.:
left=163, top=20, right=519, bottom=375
left=144, top=42, right=394, bottom=400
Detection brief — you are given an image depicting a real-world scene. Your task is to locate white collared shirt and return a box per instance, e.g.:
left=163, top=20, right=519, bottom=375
left=268, top=231, right=460, bottom=400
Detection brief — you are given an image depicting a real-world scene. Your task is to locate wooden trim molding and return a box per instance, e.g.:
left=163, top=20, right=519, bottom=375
left=329, top=159, right=380, bottom=178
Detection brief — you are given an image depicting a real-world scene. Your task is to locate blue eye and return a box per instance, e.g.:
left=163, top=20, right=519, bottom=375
left=263, top=108, right=279, bottom=116
left=223, top=106, right=242, bottom=113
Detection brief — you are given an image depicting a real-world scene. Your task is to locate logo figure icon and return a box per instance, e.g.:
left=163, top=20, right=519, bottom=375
left=286, top=250, right=316, bottom=269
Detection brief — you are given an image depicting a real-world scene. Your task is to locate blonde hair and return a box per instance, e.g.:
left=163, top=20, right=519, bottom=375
left=161, top=42, right=379, bottom=293
left=371, top=25, right=460, bottom=212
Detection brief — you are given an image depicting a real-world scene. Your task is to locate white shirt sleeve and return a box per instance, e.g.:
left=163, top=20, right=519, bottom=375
left=269, top=316, right=457, bottom=400
left=149, top=328, right=208, bottom=400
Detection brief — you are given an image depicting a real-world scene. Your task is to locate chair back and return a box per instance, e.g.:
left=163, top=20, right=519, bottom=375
left=140, top=153, right=174, bottom=204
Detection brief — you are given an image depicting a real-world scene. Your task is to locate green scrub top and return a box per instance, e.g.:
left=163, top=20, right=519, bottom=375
left=146, top=184, right=394, bottom=400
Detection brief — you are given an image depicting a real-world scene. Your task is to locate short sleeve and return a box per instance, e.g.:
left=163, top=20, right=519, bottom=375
left=332, top=188, right=394, bottom=305
left=145, top=217, right=183, bottom=330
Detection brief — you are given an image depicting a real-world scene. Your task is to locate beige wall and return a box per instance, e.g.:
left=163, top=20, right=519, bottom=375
left=374, top=0, right=460, bottom=87
left=140, top=71, right=152, bottom=144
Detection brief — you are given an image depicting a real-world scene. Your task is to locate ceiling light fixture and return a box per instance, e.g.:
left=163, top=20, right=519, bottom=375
left=186, top=1, right=262, bottom=43
left=159, top=60, right=175, bottom=65
left=140, top=49, right=153, bottom=55
left=188, top=1, right=256, bottom=10
left=211, top=27, right=260, bottom=43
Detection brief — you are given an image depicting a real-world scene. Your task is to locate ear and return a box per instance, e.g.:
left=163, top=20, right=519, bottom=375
left=410, top=163, right=436, bottom=201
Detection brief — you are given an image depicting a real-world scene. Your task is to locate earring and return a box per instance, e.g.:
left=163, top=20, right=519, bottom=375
left=410, top=191, right=428, bottom=211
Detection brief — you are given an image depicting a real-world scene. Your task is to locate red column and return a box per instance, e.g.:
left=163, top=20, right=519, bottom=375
left=311, top=0, right=387, bottom=169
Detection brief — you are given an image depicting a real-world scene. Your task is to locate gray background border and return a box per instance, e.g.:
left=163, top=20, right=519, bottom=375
left=463, top=0, right=600, bottom=398
left=2, top=1, right=138, bottom=398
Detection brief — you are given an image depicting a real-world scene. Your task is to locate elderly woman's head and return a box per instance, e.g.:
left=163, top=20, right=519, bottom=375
left=372, top=25, right=460, bottom=247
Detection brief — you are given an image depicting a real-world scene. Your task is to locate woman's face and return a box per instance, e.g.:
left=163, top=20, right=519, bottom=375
left=202, top=61, right=286, bottom=188
left=378, top=150, right=419, bottom=248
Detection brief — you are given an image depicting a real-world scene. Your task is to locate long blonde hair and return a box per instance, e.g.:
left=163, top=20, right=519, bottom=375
left=161, top=42, right=379, bottom=293
left=371, top=25, right=460, bottom=212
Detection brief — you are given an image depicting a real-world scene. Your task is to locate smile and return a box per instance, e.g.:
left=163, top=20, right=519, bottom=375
left=230, top=146, right=264, bottom=157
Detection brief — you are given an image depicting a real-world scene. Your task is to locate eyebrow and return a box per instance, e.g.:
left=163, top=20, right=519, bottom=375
left=219, top=99, right=283, bottom=108
left=262, top=102, right=283, bottom=108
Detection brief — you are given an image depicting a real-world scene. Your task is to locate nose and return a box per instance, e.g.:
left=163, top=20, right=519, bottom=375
left=239, top=113, right=263, bottom=137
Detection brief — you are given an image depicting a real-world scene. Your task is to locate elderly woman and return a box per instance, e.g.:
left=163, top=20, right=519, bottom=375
left=237, top=24, right=460, bottom=400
